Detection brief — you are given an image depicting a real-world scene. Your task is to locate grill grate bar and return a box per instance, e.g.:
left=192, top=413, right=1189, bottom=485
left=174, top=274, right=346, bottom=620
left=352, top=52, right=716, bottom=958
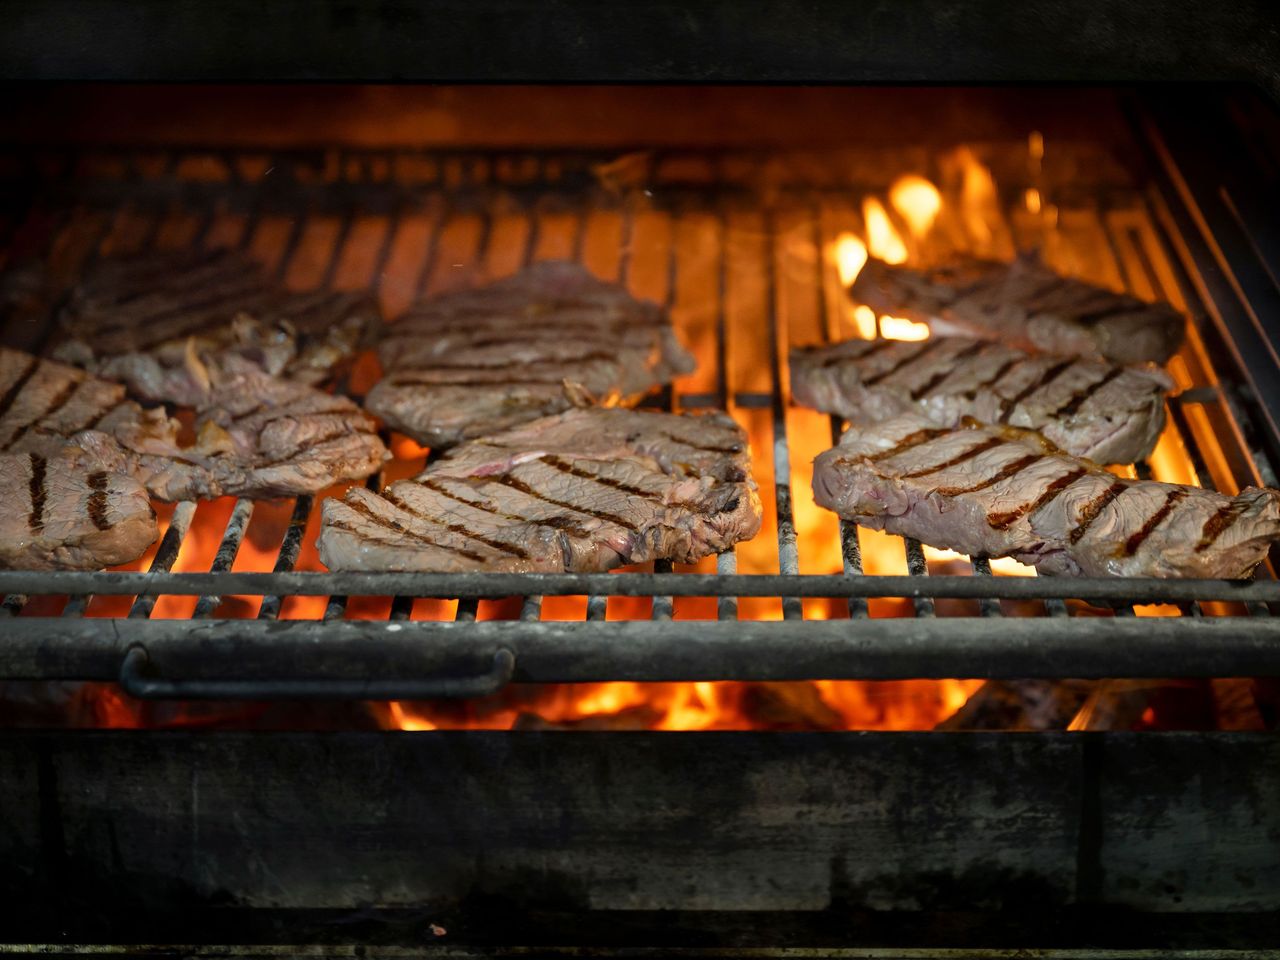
left=764, top=208, right=803, bottom=620
left=192, top=498, right=255, bottom=619
left=257, top=494, right=313, bottom=620
left=128, top=501, right=197, bottom=619
left=904, top=539, right=936, bottom=618
left=971, top=557, right=1003, bottom=618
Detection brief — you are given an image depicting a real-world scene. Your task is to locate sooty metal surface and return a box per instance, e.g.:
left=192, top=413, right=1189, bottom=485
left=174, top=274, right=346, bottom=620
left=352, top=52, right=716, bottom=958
left=0, top=133, right=1278, bottom=695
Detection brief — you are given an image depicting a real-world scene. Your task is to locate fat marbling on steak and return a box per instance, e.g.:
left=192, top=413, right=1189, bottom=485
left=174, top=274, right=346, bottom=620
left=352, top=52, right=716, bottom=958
left=318, top=406, right=761, bottom=572
left=0, top=450, right=157, bottom=570
left=0, top=347, right=388, bottom=501
left=54, top=248, right=378, bottom=396
left=365, top=261, right=695, bottom=448
left=813, top=412, right=1280, bottom=579
left=790, top=335, right=1172, bottom=464
left=849, top=254, right=1186, bottom=366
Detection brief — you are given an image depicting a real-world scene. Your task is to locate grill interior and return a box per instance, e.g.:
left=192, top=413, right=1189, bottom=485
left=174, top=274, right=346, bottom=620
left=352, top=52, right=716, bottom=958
left=1, top=126, right=1278, bottom=732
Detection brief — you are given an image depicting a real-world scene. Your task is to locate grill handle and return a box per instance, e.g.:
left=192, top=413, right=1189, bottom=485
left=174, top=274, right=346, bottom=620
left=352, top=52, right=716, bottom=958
left=117, top=645, right=516, bottom=701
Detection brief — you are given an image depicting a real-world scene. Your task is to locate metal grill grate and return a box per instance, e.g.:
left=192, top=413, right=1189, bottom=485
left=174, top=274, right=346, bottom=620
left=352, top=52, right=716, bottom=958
left=1, top=143, right=1279, bottom=693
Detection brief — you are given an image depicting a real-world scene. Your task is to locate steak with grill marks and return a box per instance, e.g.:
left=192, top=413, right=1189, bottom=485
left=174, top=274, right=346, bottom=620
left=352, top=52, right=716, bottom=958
left=318, top=406, right=761, bottom=572
left=0, top=450, right=156, bottom=570
left=0, top=347, right=388, bottom=501
left=791, top=335, right=1172, bottom=464
left=849, top=254, right=1186, bottom=365
left=813, top=413, right=1280, bottom=579
left=365, top=261, right=695, bottom=448
left=53, top=248, right=378, bottom=397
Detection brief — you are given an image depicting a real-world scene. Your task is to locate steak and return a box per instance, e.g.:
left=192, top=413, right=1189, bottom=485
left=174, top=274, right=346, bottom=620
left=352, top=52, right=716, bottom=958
left=790, top=335, right=1172, bottom=464
left=813, top=413, right=1280, bottom=579
left=0, top=450, right=157, bottom=570
left=0, top=347, right=388, bottom=501
left=54, top=248, right=378, bottom=396
left=849, top=254, right=1186, bottom=365
left=318, top=406, right=761, bottom=572
left=365, top=261, right=695, bottom=448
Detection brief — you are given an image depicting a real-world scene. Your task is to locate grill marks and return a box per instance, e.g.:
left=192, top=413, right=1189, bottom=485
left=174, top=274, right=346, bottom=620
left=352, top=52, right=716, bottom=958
left=320, top=407, right=761, bottom=573
left=935, top=454, right=1043, bottom=497
left=345, top=496, right=489, bottom=562
left=997, top=359, right=1076, bottom=422
left=862, top=339, right=946, bottom=387
left=1069, top=481, right=1129, bottom=544
left=816, top=411, right=1280, bottom=579
left=988, top=468, right=1088, bottom=530
left=659, top=431, right=744, bottom=455
left=900, top=436, right=1004, bottom=479
left=1197, top=500, right=1249, bottom=553
left=27, top=454, right=46, bottom=533
left=908, top=340, right=986, bottom=401
left=87, top=472, right=111, bottom=531
left=418, top=476, right=594, bottom=539
left=3, top=376, right=82, bottom=450
left=869, top=427, right=951, bottom=463
left=1050, top=367, right=1123, bottom=420
left=491, top=473, right=639, bottom=531
left=0, top=350, right=133, bottom=450
left=367, top=261, right=694, bottom=447
left=1123, top=489, right=1188, bottom=556
left=543, top=455, right=663, bottom=502
left=380, top=487, right=530, bottom=559
left=791, top=333, right=1172, bottom=465
left=847, top=255, right=1186, bottom=365
left=0, top=355, right=40, bottom=419
left=965, top=358, right=1021, bottom=400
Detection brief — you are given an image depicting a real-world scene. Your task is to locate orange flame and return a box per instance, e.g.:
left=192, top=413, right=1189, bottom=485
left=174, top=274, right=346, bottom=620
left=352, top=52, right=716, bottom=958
left=889, top=175, right=942, bottom=239
left=833, top=232, right=868, bottom=286
left=879, top=316, right=930, bottom=341
left=862, top=197, right=908, bottom=265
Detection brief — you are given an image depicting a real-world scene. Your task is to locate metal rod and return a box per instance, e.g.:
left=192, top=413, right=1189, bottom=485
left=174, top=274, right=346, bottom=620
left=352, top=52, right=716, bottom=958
left=257, top=494, right=314, bottom=620
left=191, top=498, right=255, bottom=619
left=7, top=571, right=1280, bottom=604
left=127, top=501, right=197, bottom=619
left=6, top=616, right=1280, bottom=684
left=763, top=207, right=802, bottom=620
left=970, top=556, right=1003, bottom=618
left=904, top=538, right=937, bottom=618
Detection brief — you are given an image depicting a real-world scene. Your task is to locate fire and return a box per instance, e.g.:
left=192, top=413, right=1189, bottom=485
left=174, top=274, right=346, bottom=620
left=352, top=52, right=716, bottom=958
left=889, top=175, right=942, bottom=239
left=879, top=315, right=930, bottom=341
left=833, top=232, right=868, bottom=286
left=862, top=197, right=907, bottom=264
left=850, top=304, right=878, bottom=340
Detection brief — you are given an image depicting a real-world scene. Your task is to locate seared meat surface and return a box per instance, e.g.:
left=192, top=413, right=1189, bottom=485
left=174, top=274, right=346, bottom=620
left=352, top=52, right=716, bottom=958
left=0, top=450, right=156, bottom=570
left=365, top=261, right=695, bottom=448
left=54, top=248, right=377, bottom=396
left=813, top=413, right=1280, bottom=578
left=849, top=255, right=1186, bottom=365
left=0, top=347, right=388, bottom=501
left=791, top=335, right=1172, bottom=464
left=319, top=406, right=761, bottom=572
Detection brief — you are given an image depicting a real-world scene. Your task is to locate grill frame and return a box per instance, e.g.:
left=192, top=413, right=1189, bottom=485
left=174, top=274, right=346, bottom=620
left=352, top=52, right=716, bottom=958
left=3, top=112, right=1280, bottom=696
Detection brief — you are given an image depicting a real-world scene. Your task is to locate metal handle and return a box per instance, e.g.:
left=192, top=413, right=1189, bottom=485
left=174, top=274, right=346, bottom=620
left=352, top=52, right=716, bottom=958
left=118, top=645, right=516, bottom=701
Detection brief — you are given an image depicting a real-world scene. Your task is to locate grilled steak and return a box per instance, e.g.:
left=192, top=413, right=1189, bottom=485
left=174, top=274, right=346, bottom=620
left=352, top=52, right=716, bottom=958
left=0, top=347, right=388, bottom=501
left=54, top=248, right=378, bottom=397
left=365, top=261, right=695, bottom=448
left=318, top=406, right=761, bottom=572
left=813, top=413, right=1280, bottom=579
left=0, top=346, right=155, bottom=459
left=791, top=335, right=1172, bottom=464
left=0, top=450, right=156, bottom=570
left=849, top=254, right=1186, bottom=365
